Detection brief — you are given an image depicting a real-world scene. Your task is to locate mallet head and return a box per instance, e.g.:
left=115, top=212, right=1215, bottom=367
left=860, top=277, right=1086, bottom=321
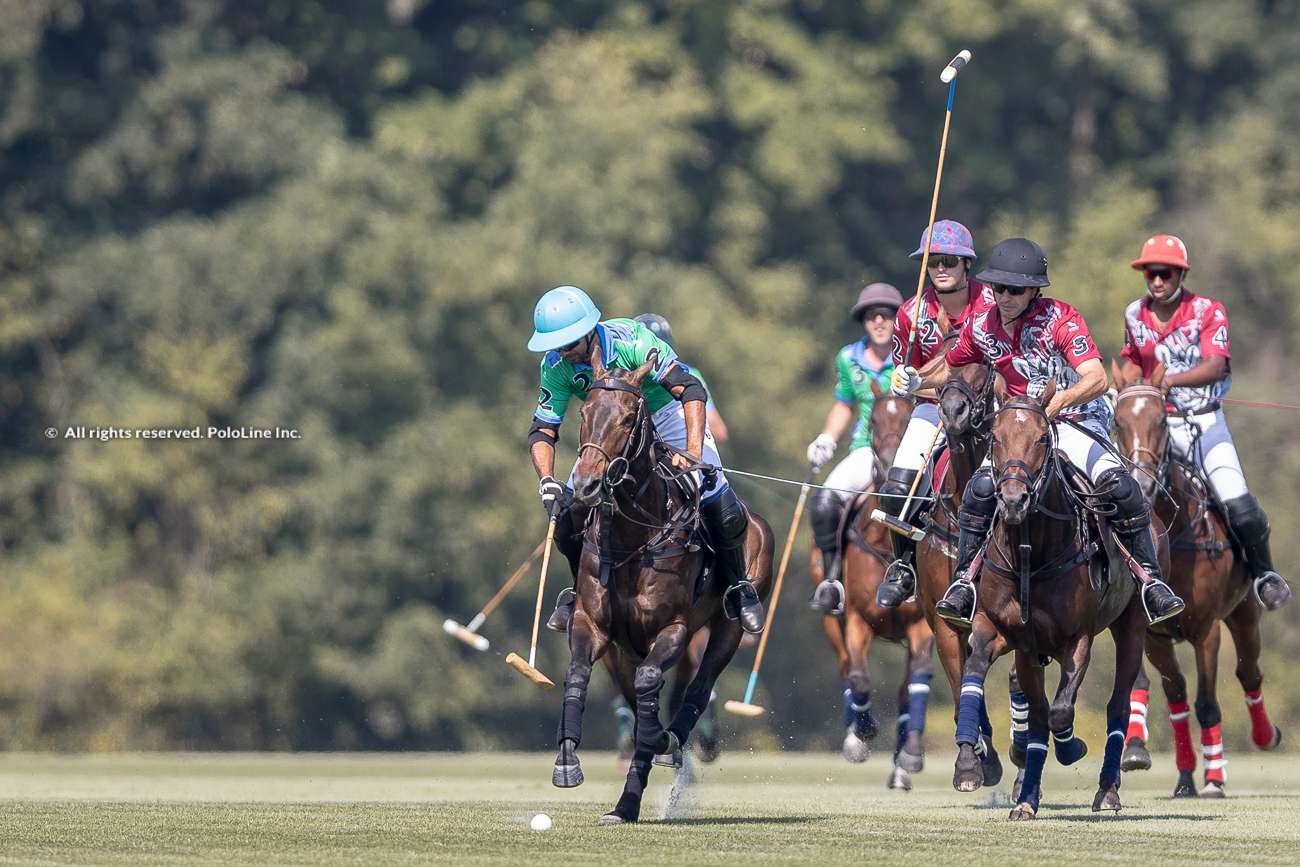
left=443, top=618, right=490, bottom=652
left=869, top=508, right=927, bottom=541
left=940, top=49, right=973, bottom=83
left=723, top=700, right=767, bottom=718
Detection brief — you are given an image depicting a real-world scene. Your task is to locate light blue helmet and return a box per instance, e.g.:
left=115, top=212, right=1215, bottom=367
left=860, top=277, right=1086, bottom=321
left=527, top=285, right=602, bottom=352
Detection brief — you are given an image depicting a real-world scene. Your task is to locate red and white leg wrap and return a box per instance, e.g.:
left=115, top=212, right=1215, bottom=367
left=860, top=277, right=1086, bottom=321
left=1245, top=688, right=1278, bottom=748
left=1201, top=723, right=1226, bottom=785
left=1169, top=700, right=1195, bottom=772
left=1126, top=688, right=1149, bottom=741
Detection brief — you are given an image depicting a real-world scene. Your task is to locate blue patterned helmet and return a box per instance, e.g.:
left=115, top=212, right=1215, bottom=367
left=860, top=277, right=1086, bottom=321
left=910, top=220, right=977, bottom=260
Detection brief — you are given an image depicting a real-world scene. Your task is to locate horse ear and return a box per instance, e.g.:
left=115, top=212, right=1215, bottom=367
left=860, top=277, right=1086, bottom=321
left=1151, top=361, right=1168, bottom=392
left=1111, top=358, right=1127, bottom=390
left=630, top=356, right=657, bottom=386
left=1038, top=379, right=1057, bottom=407
left=590, top=336, right=606, bottom=378
left=870, top=377, right=884, bottom=399
left=993, top=375, right=1009, bottom=404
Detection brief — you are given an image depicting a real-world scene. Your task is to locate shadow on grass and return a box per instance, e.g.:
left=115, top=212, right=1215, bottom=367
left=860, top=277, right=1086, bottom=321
left=1045, top=813, right=1220, bottom=822
left=653, top=815, right=823, bottom=827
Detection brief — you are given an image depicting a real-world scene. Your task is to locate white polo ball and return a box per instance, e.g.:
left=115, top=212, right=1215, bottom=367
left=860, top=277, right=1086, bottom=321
left=530, top=812, right=553, bottom=831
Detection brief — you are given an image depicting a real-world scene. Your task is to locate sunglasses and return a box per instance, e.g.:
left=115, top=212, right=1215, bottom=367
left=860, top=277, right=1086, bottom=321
left=862, top=308, right=895, bottom=322
left=1143, top=267, right=1177, bottom=281
left=991, top=284, right=1031, bottom=297
left=927, top=254, right=964, bottom=270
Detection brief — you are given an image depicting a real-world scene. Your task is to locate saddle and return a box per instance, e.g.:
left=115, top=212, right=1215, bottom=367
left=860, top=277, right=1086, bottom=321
left=839, top=491, right=892, bottom=565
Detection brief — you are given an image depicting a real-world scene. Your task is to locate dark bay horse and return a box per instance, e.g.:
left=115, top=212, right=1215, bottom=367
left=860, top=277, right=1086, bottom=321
left=1111, top=363, right=1282, bottom=797
left=552, top=358, right=774, bottom=825
left=811, top=384, right=935, bottom=789
left=951, top=383, right=1149, bottom=819
left=908, top=362, right=1006, bottom=783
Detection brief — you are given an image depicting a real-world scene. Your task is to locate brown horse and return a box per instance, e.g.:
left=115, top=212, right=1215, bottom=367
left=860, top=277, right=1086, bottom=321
left=810, top=385, right=935, bottom=789
left=1111, top=363, right=1282, bottom=797
left=552, top=358, right=774, bottom=825
left=908, top=361, right=1006, bottom=783
left=950, top=383, right=1150, bottom=819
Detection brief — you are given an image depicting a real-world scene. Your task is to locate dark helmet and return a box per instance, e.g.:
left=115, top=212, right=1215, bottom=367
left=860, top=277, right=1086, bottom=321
left=975, top=238, right=1050, bottom=288
left=635, top=313, right=674, bottom=348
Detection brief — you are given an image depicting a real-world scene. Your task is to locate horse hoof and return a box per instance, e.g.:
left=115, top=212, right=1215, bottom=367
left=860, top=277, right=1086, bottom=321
left=1092, top=786, right=1122, bottom=812
left=693, top=735, right=721, bottom=764
left=896, top=746, right=924, bottom=773
left=842, top=728, right=871, bottom=763
left=1173, top=771, right=1198, bottom=798
left=552, top=762, right=584, bottom=788
left=1121, top=737, right=1152, bottom=771
left=887, top=765, right=913, bottom=791
left=598, top=813, right=631, bottom=826
left=1008, top=803, right=1037, bottom=820
left=953, top=744, right=983, bottom=793
left=1009, top=742, right=1026, bottom=769
left=980, top=740, right=1004, bottom=787
left=1011, top=769, right=1024, bottom=804
left=1257, top=725, right=1283, bottom=751
left=1200, top=781, right=1226, bottom=798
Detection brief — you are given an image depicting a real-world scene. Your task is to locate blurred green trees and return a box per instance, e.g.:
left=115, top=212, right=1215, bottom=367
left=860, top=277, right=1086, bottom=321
left=0, top=0, right=1296, bottom=750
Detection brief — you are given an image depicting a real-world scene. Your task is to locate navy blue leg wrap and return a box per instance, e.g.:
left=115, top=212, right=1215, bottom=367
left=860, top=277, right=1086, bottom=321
left=955, top=675, right=985, bottom=746
left=1052, top=725, right=1087, bottom=765
left=1100, top=713, right=1126, bottom=790
left=895, top=714, right=910, bottom=756
left=907, top=671, right=933, bottom=735
left=1019, top=734, right=1048, bottom=810
left=978, top=694, right=993, bottom=739
left=841, top=681, right=853, bottom=728
left=850, top=689, right=877, bottom=737
left=1010, top=690, right=1029, bottom=755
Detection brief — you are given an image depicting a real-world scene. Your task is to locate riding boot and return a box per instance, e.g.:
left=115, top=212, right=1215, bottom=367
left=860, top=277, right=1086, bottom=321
left=702, top=487, right=764, bottom=635
left=935, top=468, right=997, bottom=629
left=875, top=468, right=921, bottom=608
left=545, top=500, right=588, bottom=633
left=808, top=488, right=848, bottom=614
left=1100, top=469, right=1185, bottom=625
left=1224, top=494, right=1292, bottom=611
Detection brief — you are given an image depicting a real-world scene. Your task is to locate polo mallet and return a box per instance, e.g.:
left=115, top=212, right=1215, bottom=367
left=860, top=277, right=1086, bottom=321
left=870, top=49, right=973, bottom=543
left=725, top=468, right=815, bottom=717
left=443, top=539, right=545, bottom=651
left=505, top=515, right=558, bottom=690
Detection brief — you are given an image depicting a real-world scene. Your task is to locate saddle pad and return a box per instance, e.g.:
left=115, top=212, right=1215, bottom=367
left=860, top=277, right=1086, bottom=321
left=931, top=447, right=951, bottom=496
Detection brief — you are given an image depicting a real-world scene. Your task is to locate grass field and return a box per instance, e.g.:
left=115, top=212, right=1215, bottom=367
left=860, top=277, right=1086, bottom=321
left=1, top=750, right=1298, bottom=865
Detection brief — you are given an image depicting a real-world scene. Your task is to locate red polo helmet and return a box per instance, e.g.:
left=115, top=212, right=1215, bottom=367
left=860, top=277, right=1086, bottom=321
left=1130, top=234, right=1190, bottom=271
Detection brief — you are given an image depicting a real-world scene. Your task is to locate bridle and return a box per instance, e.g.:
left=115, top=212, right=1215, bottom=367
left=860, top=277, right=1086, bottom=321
left=939, top=361, right=997, bottom=453
left=990, top=398, right=1060, bottom=514
left=577, top=377, right=651, bottom=495
left=1114, top=384, right=1170, bottom=491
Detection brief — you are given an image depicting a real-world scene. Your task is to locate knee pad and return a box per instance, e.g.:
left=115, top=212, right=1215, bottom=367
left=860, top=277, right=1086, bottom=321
left=1224, top=494, right=1269, bottom=536
left=1097, top=468, right=1146, bottom=520
left=703, top=486, right=749, bottom=544
left=809, top=489, right=846, bottom=550
left=880, top=467, right=919, bottom=519
left=961, top=469, right=997, bottom=515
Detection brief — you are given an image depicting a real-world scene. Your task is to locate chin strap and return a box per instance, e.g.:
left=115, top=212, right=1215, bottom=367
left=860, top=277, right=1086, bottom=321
left=1146, top=286, right=1184, bottom=303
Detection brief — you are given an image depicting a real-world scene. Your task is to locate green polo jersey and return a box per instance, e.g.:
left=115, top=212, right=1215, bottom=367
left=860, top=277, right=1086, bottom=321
left=834, top=338, right=895, bottom=451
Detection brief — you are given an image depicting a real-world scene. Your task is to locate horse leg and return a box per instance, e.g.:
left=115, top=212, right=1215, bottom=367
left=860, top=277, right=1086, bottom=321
left=602, top=622, right=689, bottom=825
left=1146, top=631, right=1197, bottom=797
left=1192, top=621, right=1227, bottom=797
left=682, top=628, right=721, bottom=763
left=1048, top=633, right=1092, bottom=767
left=602, top=653, right=635, bottom=762
left=1094, top=598, right=1147, bottom=813
left=842, top=611, right=877, bottom=763
left=1006, top=653, right=1047, bottom=819
left=667, top=618, right=743, bottom=750
left=553, top=612, right=609, bottom=788
left=1223, top=594, right=1283, bottom=751
left=952, top=617, right=1007, bottom=792
left=1121, top=657, right=1153, bottom=771
left=896, top=621, right=934, bottom=775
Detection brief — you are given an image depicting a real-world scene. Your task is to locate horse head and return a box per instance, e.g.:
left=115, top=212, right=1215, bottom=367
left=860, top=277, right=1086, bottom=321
left=868, top=377, right=912, bottom=468
left=571, top=352, right=657, bottom=507
left=1111, top=359, right=1170, bottom=503
left=989, top=378, right=1056, bottom=526
left=939, top=361, right=996, bottom=449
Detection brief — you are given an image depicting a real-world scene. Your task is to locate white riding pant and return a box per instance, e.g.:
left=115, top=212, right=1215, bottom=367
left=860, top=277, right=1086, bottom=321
left=824, top=447, right=877, bottom=502
left=1168, top=409, right=1248, bottom=501
left=893, top=402, right=945, bottom=474
left=565, top=401, right=729, bottom=501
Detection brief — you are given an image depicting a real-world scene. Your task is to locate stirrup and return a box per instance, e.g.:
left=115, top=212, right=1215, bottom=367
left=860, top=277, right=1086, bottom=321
left=544, top=587, right=577, bottom=632
left=810, top=578, right=845, bottom=615
left=723, top=580, right=761, bottom=619
left=878, top=560, right=917, bottom=606
left=1140, top=579, right=1185, bottom=625
left=935, top=577, right=977, bottom=629
left=1253, top=571, right=1292, bottom=611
